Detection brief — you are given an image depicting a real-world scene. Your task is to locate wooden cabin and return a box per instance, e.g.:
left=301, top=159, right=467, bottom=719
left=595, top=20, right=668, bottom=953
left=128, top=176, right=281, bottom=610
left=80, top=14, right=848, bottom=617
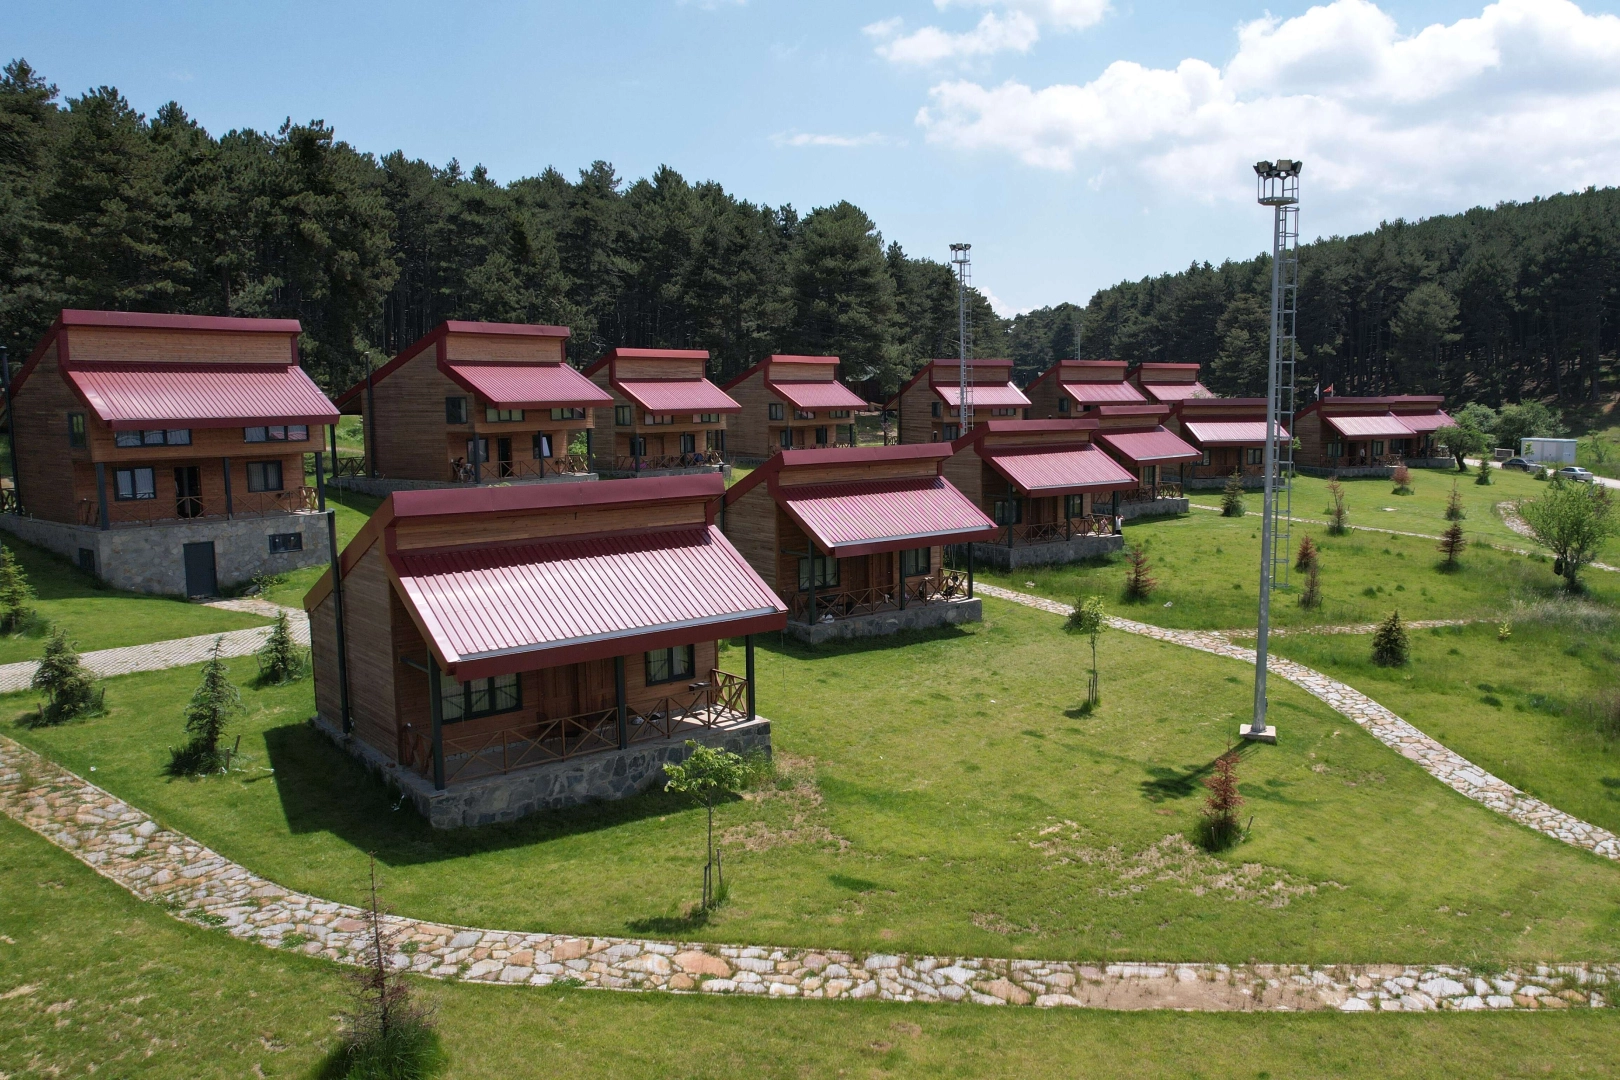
left=890, top=359, right=1031, bottom=443
left=304, top=474, right=785, bottom=827
left=3, top=310, right=338, bottom=596
left=1293, top=396, right=1453, bottom=475
left=944, top=421, right=1135, bottom=568
left=583, top=348, right=741, bottom=476
left=1090, top=405, right=1201, bottom=513
left=1024, top=359, right=1148, bottom=419
left=333, top=320, right=610, bottom=491
left=721, top=355, right=867, bottom=459
left=1128, top=362, right=1215, bottom=404
left=1168, top=398, right=1278, bottom=489
left=720, top=446, right=998, bottom=642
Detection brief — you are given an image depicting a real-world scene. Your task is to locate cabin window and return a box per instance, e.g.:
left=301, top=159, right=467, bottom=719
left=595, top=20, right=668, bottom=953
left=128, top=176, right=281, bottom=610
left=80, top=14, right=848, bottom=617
left=614, top=405, right=633, bottom=426
left=244, top=425, right=307, bottom=443
left=768, top=403, right=785, bottom=421
left=931, top=401, right=942, bottom=418
left=1058, top=397, right=1070, bottom=414
left=117, top=428, right=191, bottom=447
left=1246, top=447, right=1263, bottom=465
left=445, top=397, right=469, bottom=424
left=680, top=433, right=697, bottom=455
left=929, top=431, right=940, bottom=442
left=645, top=645, right=696, bottom=686
left=829, top=409, right=851, bottom=419
left=942, top=424, right=960, bottom=441
left=268, top=532, right=303, bottom=553
left=707, top=429, right=725, bottom=452
left=1201, top=449, right=1212, bottom=466
left=779, top=428, right=793, bottom=449
left=797, top=553, right=838, bottom=591
left=1326, top=440, right=1342, bottom=459
left=440, top=672, right=521, bottom=723
left=466, top=438, right=488, bottom=464
left=696, top=413, right=720, bottom=424
left=549, top=407, right=585, bottom=421
left=992, top=498, right=1022, bottom=525
left=794, top=410, right=814, bottom=421
left=1065, top=494, right=1086, bottom=518
left=644, top=413, right=676, bottom=426
left=67, top=413, right=87, bottom=448
left=628, top=436, right=646, bottom=457
left=991, top=408, right=1018, bottom=417
left=1371, top=440, right=1385, bottom=457
left=113, top=467, right=156, bottom=501
left=899, top=547, right=931, bottom=578
left=246, top=461, right=284, bottom=492
left=485, top=408, right=524, bottom=423
left=533, top=433, right=553, bottom=459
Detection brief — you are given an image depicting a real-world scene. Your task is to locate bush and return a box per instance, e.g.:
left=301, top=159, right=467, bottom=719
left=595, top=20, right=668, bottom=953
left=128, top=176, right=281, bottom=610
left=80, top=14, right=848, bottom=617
left=1444, top=481, right=1465, bottom=521
left=168, top=639, right=243, bottom=775
left=1196, top=748, right=1245, bottom=852
left=256, top=611, right=308, bottom=685
left=28, top=629, right=102, bottom=726
left=1474, top=457, right=1493, bottom=485
left=1371, top=610, right=1409, bottom=666
left=0, top=544, right=35, bottom=634
left=1221, top=471, right=1246, bottom=517
left=1517, top=481, right=1619, bottom=592
left=1326, top=478, right=1349, bottom=535
left=1123, top=545, right=1157, bottom=601
left=1294, top=534, right=1318, bottom=572
left=1298, top=561, right=1322, bottom=609
left=1391, top=463, right=1412, bottom=495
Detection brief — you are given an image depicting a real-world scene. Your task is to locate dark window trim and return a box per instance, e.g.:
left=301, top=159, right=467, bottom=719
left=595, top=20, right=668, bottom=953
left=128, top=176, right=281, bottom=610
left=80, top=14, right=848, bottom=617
left=614, top=404, right=633, bottom=426
left=797, top=553, right=839, bottom=591
left=67, top=412, right=87, bottom=448
left=445, top=397, right=469, bottom=425
left=768, top=403, right=785, bottom=421
left=113, top=466, right=157, bottom=501
left=439, top=672, right=522, bottom=724
left=246, top=460, right=285, bottom=493
left=268, top=532, right=303, bottom=553
left=644, top=644, right=696, bottom=686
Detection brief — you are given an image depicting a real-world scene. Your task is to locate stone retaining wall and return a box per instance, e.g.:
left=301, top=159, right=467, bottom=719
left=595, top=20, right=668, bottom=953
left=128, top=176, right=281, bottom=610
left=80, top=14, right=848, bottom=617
left=594, top=464, right=731, bottom=481
left=970, top=534, right=1122, bottom=570
left=784, top=597, right=980, bottom=645
left=1119, top=497, right=1189, bottom=521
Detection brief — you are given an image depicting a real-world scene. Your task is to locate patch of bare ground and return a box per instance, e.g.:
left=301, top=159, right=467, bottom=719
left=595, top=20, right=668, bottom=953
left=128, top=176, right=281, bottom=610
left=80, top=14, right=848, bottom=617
left=722, top=753, right=850, bottom=853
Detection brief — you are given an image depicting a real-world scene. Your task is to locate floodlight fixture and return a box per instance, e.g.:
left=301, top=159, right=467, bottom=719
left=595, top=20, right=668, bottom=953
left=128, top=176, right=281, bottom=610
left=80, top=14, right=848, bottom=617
left=1254, top=160, right=1275, bottom=177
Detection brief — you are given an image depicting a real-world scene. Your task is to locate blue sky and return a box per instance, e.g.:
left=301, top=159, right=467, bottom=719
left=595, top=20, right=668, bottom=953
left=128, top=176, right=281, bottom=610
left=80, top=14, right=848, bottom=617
left=11, top=0, right=1620, bottom=314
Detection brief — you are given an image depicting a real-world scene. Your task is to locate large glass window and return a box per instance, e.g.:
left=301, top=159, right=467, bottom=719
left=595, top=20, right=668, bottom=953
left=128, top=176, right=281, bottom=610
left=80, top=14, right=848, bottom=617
left=549, top=407, right=585, bottom=420
left=628, top=436, right=646, bottom=456
left=931, top=401, right=941, bottom=418
left=797, top=553, right=838, bottom=591
left=244, top=425, right=306, bottom=443
left=707, top=430, right=725, bottom=452
left=942, top=424, right=960, bottom=441
left=1065, top=494, right=1086, bottom=518
left=445, top=397, right=468, bottom=424
left=1058, top=397, right=1070, bottom=414
left=485, top=407, right=524, bottom=423
left=829, top=410, right=851, bottom=419
left=679, top=433, right=696, bottom=455
left=114, top=467, right=156, bottom=500
left=768, top=403, right=784, bottom=421
left=697, top=413, right=720, bottom=424
left=779, top=428, right=792, bottom=449
left=532, top=433, right=553, bottom=459
left=439, top=672, right=521, bottom=724
left=116, top=428, right=191, bottom=447
left=1371, top=440, right=1385, bottom=457
left=1246, top=447, right=1263, bottom=465
left=645, top=645, right=696, bottom=686
left=246, top=461, right=284, bottom=492
left=614, top=404, right=632, bottom=426
left=899, top=547, right=930, bottom=578
left=992, top=498, right=1022, bottom=525
left=67, top=413, right=86, bottom=448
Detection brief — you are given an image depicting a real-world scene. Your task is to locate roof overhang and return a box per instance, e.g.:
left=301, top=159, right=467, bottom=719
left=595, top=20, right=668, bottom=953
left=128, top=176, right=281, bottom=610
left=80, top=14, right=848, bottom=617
left=441, top=360, right=612, bottom=410
left=773, top=476, right=998, bottom=557
left=1096, top=427, right=1202, bottom=465
left=983, top=445, right=1139, bottom=496
left=64, top=362, right=339, bottom=430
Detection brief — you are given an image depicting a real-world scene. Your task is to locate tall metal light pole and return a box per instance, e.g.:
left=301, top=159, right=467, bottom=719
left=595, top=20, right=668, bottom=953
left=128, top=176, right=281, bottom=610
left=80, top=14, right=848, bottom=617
left=950, top=243, right=973, bottom=435
left=1245, top=158, right=1302, bottom=744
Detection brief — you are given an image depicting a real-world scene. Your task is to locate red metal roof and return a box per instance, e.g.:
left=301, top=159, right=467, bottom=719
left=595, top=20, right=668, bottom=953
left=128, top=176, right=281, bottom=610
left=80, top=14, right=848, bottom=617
left=933, top=383, right=1031, bottom=408
left=1183, top=421, right=1288, bottom=446
left=1063, top=381, right=1147, bottom=404
left=985, top=445, right=1138, bottom=496
left=443, top=361, right=612, bottom=409
left=1326, top=413, right=1416, bottom=439
left=769, top=379, right=867, bottom=410
left=1096, top=427, right=1202, bottom=465
left=392, top=525, right=785, bottom=678
left=1395, top=410, right=1454, bottom=433
left=615, top=379, right=741, bottom=414
left=59, top=309, right=302, bottom=334
left=65, top=363, right=339, bottom=430
left=777, top=477, right=998, bottom=557
left=1140, top=381, right=1215, bottom=402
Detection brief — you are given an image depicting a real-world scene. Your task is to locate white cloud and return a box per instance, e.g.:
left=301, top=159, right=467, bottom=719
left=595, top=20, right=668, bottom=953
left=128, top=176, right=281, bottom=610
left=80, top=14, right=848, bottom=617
left=915, top=0, right=1620, bottom=211
left=772, top=131, right=896, bottom=148
left=936, top=0, right=1109, bottom=33
left=976, top=285, right=1026, bottom=317
left=869, top=11, right=1040, bottom=66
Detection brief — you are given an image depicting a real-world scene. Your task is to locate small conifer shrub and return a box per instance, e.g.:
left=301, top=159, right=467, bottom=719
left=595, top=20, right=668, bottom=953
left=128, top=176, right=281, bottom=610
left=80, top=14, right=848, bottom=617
left=1438, top=520, right=1467, bottom=569
left=1294, top=534, right=1318, bottom=573
left=168, top=639, right=243, bottom=774
left=1391, top=462, right=1412, bottom=495
left=1197, top=746, right=1245, bottom=851
left=1326, top=478, right=1349, bottom=535
left=28, top=629, right=102, bottom=726
left=1475, top=457, right=1493, bottom=485
left=1299, top=561, right=1322, bottom=609
left=1444, top=480, right=1466, bottom=521
left=1371, top=610, right=1409, bottom=666
left=0, top=544, right=35, bottom=633
left=1123, top=544, right=1157, bottom=601
left=256, top=611, right=308, bottom=685
left=1221, top=471, right=1246, bottom=517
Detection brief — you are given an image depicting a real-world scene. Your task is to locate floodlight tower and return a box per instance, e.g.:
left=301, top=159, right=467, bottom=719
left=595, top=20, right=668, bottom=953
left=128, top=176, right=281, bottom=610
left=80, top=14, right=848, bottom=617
left=951, top=243, right=973, bottom=434
left=1245, top=158, right=1302, bottom=744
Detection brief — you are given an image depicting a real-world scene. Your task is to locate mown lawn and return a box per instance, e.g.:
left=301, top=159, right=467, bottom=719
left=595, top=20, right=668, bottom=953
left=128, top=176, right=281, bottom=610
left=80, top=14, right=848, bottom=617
left=978, top=506, right=1616, bottom=633
left=0, top=536, right=268, bottom=664
left=10, top=598, right=1620, bottom=966
left=258, top=478, right=382, bottom=610
left=1263, top=608, right=1620, bottom=836
left=6, top=814, right=1620, bottom=1079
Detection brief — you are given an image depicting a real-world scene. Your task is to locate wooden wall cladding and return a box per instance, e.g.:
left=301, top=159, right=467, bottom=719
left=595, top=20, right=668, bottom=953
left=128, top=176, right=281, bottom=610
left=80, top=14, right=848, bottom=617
left=66, top=326, right=294, bottom=365
left=366, top=348, right=464, bottom=481
left=777, top=457, right=938, bottom=487
left=389, top=499, right=709, bottom=552
left=721, top=483, right=778, bottom=586
left=612, top=357, right=706, bottom=381
left=442, top=333, right=564, bottom=364
left=724, top=368, right=772, bottom=458
left=12, top=346, right=83, bottom=524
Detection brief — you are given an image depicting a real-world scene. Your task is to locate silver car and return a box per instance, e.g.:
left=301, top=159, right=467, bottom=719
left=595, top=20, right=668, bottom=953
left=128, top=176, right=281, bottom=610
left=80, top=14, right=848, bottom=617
left=1556, top=466, right=1595, bottom=483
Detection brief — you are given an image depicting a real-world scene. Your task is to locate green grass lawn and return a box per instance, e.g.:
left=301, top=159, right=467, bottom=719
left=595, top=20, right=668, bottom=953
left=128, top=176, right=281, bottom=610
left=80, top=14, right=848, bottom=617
left=1262, top=608, right=1620, bottom=836
left=0, top=537, right=269, bottom=664
left=11, top=598, right=1620, bottom=966
left=978, top=508, right=1617, bottom=633
left=257, top=478, right=383, bottom=610
left=7, top=816, right=1620, bottom=1080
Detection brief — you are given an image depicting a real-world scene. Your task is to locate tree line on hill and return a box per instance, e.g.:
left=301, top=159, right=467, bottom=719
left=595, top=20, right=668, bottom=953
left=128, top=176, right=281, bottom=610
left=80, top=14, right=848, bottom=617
left=1, top=57, right=1613, bottom=414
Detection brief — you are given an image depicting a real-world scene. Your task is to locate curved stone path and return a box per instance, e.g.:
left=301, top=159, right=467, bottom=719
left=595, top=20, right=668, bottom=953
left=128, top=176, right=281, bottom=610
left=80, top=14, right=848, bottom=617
left=975, top=583, right=1620, bottom=861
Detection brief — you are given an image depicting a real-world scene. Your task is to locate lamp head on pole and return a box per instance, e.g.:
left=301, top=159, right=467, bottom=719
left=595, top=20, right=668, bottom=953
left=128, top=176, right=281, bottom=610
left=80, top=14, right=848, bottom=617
left=1256, top=158, right=1302, bottom=206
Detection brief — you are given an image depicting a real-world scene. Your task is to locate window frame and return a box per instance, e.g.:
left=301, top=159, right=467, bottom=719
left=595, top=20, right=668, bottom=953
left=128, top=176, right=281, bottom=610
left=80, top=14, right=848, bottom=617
left=829, top=409, right=851, bottom=419
left=439, top=672, right=522, bottom=724
left=768, top=402, right=785, bottom=421
left=532, top=433, right=553, bottom=459
left=268, top=532, right=303, bottom=553
left=445, top=397, right=469, bottom=425
left=67, top=412, right=87, bottom=448
left=899, top=547, right=931, bottom=578
left=930, top=401, right=941, bottom=418
left=113, top=466, right=157, bottom=501
left=796, top=552, right=839, bottom=591
left=246, top=460, right=285, bottom=493
left=549, top=407, right=585, bottom=421
left=116, top=428, right=191, bottom=448
left=1064, top=493, right=1086, bottom=518
left=644, top=644, right=696, bottom=687
left=485, top=407, right=525, bottom=423
left=614, top=404, right=633, bottom=426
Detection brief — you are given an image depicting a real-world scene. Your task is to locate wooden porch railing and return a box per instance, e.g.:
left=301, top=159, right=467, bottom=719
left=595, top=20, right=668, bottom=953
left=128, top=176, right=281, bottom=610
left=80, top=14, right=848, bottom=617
left=1120, top=482, right=1183, bottom=504
left=768, top=440, right=858, bottom=455
left=78, top=487, right=320, bottom=527
left=450, top=455, right=591, bottom=483
left=400, top=668, right=750, bottom=786
left=999, top=515, right=1117, bottom=546
left=0, top=488, right=16, bottom=515
left=332, top=455, right=368, bottom=478
left=782, top=568, right=969, bottom=622
left=609, top=451, right=725, bottom=472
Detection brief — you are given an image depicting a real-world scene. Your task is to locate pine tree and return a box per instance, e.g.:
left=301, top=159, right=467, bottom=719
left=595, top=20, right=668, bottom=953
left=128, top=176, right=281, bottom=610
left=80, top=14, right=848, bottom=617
left=1444, top=480, right=1466, bottom=521
left=1438, top=521, right=1467, bottom=568
left=1371, top=610, right=1409, bottom=666
left=1221, top=471, right=1246, bottom=517
left=1298, top=561, right=1322, bottom=609
left=1123, top=544, right=1157, bottom=601
left=1294, top=534, right=1318, bottom=572
left=1475, top=457, right=1493, bottom=485
left=172, top=638, right=242, bottom=772
left=29, top=628, right=101, bottom=725
left=255, top=610, right=307, bottom=684
left=0, top=544, right=35, bottom=633
left=1198, top=746, right=1245, bottom=851
left=1326, top=478, right=1349, bottom=535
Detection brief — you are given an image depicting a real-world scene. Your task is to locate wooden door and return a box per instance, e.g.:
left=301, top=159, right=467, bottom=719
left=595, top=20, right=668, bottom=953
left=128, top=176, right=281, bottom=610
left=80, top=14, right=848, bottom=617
left=578, top=658, right=617, bottom=712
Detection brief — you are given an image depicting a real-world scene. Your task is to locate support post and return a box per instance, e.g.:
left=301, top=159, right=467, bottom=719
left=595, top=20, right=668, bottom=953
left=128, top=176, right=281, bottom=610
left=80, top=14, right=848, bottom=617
left=470, top=409, right=482, bottom=484
left=326, top=509, right=352, bottom=734
left=94, top=463, right=110, bottom=531
left=0, top=345, right=18, bottom=513
left=313, top=450, right=327, bottom=512
left=364, top=361, right=377, bottom=478
left=806, top=548, right=817, bottom=623
left=744, top=635, right=756, bottom=722
left=967, top=543, right=975, bottom=598
left=221, top=458, right=233, bottom=518
left=897, top=550, right=906, bottom=609
left=584, top=426, right=593, bottom=470
left=1250, top=200, right=1284, bottom=743
left=427, top=662, right=446, bottom=791
left=329, top=423, right=339, bottom=483
left=615, top=655, right=628, bottom=751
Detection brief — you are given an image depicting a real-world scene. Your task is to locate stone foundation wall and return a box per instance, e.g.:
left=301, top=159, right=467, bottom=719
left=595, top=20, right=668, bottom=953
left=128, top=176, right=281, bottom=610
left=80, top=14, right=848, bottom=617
left=312, top=713, right=771, bottom=828
left=594, top=464, right=731, bottom=481
left=1119, top=497, right=1189, bottom=521
left=785, top=597, right=980, bottom=645
left=0, top=511, right=330, bottom=596
left=330, top=473, right=597, bottom=499
left=1183, top=475, right=1264, bottom=491
left=1297, top=465, right=1394, bottom=479
left=970, top=533, right=1123, bottom=570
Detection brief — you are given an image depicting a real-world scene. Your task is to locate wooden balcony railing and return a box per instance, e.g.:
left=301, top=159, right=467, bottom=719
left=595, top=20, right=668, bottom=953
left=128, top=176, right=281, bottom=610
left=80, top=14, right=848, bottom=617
left=450, top=455, right=591, bottom=483
left=782, top=568, right=969, bottom=622
left=399, top=668, right=750, bottom=785
left=768, top=440, right=858, bottom=455
left=998, top=515, right=1117, bottom=546
left=77, top=486, right=321, bottom=528
left=0, top=488, right=16, bottom=515
left=608, top=451, right=726, bottom=472
left=332, top=455, right=368, bottom=478
left=1120, top=482, right=1183, bottom=504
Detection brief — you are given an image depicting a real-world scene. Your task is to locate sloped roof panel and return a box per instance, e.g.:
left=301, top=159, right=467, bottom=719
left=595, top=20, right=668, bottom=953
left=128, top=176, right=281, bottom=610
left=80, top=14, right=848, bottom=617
left=933, top=383, right=1032, bottom=408
left=985, top=445, right=1138, bottom=496
left=1395, top=410, right=1454, bottom=433
left=65, top=363, right=339, bottom=429
left=1183, top=421, right=1288, bottom=446
left=443, top=361, right=612, bottom=409
left=1096, top=426, right=1202, bottom=465
left=778, top=477, right=998, bottom=557
left=1140, top=380, right=1216, bottom=402
left=1062, top=381, right=1148, bottom=404
left=616, top=379, right=742, bottom=413
left=770, top=380, right=868, bottom=410
left=1326, top=413, right=1416, bottom=438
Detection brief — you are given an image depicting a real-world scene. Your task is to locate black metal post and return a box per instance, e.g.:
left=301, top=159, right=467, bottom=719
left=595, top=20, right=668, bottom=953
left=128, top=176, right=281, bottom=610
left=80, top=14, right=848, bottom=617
left=427, top=662, right=446, bottom=791
left=744, top=636, right=755, bottom=722
left=221, top=458, right=233, bottom=518
left=470, top=409, right=482, bottom=484
left=615, top=655, right=628, bottom=750
left=364, top=360, right=377, bottom=478
left=326, top=509, right=352, bottom=734
left=329, top=423, right=340, bottom=483
left=897, top=550, right=906, bottom=609
left=967, top=543, right=975, bottom=598
left=0, top=346, right=17, bottom=512
left=94, top=463, right=109, bottom=531
left=585, top=426, right=593, bottom=471
left=807, top=547, right=817, bottom=624
left=313, top=450, right=327, bottom=512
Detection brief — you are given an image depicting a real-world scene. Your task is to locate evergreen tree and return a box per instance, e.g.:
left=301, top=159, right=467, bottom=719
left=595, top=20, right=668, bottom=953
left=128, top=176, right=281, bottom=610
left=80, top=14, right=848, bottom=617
left=1221, top=471, right=1246, bottom=517
left=1198, top=747, right=1245, bottom=851
left=1299, top=561, right=1322, bottom=610
left=1294, top=534, right=1319, bottom=573
left=1123, top=545, right=1157, bottom=601
left=785, top=202, right=900, bottom=390
left=1445, top=480, right=1466, bottom=521
left=0, top=542, right=34, bottom=633
left=171, top=638, right=242, bottom=773
left=1326, top=478, right=1349, bottom=535
left=1438, top=521, right=1467, bottom=568
left=1371, top=610, right=1409, bottom=666
left=255, top=610, right=307, bottom=684
left=29, top=628, right=100, bottom=725
left=1475, top=456, right=1493, bottom=485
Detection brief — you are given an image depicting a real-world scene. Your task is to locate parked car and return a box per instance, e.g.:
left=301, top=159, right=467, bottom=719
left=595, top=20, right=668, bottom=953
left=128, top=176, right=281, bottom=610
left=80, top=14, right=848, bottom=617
left=1556, top=466, right=1595, bottom=483
left=1501, top=457, right=1532, bottom=472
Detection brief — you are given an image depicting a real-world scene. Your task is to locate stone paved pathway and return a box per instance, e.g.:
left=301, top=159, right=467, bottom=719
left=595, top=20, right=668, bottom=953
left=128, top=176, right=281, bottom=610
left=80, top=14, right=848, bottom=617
left=0, top=612, right=310, bottom=694
left=975, top=583, right=1620, bottom=862
left=0, top=735, right=1611, bottom=1013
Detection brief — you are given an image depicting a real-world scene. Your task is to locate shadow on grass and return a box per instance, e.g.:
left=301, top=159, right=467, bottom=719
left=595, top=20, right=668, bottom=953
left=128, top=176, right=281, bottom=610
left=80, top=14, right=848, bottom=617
left=624, top=905, right=713, bottom=936
left=262, top=722, right=696, bottom=869
left=740, top=621, right=976, bottom=663
left=1139, top=743, right=1260, bottom=803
